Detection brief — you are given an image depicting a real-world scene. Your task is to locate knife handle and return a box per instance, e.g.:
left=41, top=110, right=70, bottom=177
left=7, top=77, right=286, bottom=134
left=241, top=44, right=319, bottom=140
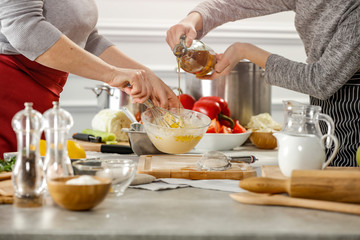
left=72, top=133, right=102, bottom=143
left=100, top=144, right=133, bottom=154
left=239, top=177, right=290, bottom=194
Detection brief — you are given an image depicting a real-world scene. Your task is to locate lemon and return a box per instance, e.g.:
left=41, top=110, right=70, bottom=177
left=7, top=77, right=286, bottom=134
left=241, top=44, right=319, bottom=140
left=67, top=140, right=86, bottom=159
left=40, top=139, right=47, bottom=156
left=39, top=140, right=86, bottom=159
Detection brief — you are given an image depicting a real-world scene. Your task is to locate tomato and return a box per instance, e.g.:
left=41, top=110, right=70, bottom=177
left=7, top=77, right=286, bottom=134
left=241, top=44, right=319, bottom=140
left=179, top=94, right=196, bottom=110
left=135, top=111, right=142, bottom=122
left=206, top=119, right=221, bottom=133
left=232, top=120, right=247, bottom=133
left=219, top=125, right=232, bottom=134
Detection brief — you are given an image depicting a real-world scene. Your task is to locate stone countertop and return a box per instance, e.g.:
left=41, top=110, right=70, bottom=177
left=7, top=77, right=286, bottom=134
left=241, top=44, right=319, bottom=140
left=1, top=146, right=360, bottom=240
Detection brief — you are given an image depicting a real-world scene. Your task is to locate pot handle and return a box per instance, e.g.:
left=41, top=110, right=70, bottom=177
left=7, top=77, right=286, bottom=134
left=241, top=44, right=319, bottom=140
left=85, top=85, right=114, bottom=97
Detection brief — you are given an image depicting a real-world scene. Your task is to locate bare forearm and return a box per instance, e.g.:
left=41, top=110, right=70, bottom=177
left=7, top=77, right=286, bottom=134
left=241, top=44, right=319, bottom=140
left=99, top=46, right=149, bottom=71
left=35, top=35, right=115, bottom=83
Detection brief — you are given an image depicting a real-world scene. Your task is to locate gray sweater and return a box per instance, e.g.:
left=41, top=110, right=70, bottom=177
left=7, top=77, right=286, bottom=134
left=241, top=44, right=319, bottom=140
left=0, top=0, right=113, bottom=61
left=192, top=0, right=360, bottom=100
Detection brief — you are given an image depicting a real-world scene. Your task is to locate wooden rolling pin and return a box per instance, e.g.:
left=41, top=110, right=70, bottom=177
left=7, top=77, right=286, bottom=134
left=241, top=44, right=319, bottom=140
left=239, top=169, right=360, bottom=203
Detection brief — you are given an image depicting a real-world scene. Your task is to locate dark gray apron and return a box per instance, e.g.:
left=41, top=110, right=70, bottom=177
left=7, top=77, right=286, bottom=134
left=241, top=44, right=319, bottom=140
left=310, top=70, right=360, bottom=167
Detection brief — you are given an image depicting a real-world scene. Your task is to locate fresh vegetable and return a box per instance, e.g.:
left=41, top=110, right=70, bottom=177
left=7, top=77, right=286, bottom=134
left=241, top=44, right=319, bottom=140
left=246, top=113, right=282, bottom=132
left=185, top=94, right=247, bottom=134
left=219, top=125, right=232, bottom=134
left=192, top=100, right=221, bottom=120
left=91, top=109, right=132, bottom=142
left=198, top=96, right=231, bottom=117
left=0, top=156, right=16, bottom=172
left=232, top=120, right=247, bottom=133
left=193, top=96, right=234, bottom=128
left=82, top=129, right=116, bottom=142
left=179, top=94, right=196, bottom=110
left=207, top=119, right=221, bottom=133
left=135, top=111, right=142, bottom=122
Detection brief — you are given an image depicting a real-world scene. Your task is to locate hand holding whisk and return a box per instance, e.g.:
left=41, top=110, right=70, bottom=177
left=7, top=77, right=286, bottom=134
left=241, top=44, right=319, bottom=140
left=144, top=99, right=184, bottom=128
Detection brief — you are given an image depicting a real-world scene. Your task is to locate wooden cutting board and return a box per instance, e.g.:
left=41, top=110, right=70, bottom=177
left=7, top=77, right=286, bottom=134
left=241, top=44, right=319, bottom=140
left=137, top=155, right=257, bottom=180
left=73, top=139, right=130, bottom=152
left=0, top=172, right=14, bottom=204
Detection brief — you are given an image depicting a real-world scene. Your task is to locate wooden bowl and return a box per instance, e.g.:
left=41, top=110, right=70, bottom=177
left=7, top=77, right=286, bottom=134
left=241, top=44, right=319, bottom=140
left=47, top=176, right=111, bottom=211
left=249, top=131, right=278, bottom=149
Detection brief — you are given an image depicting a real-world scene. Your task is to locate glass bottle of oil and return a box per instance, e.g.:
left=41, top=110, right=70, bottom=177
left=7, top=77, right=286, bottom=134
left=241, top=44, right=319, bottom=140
left=12, top=102, right=45, bottom=207
left=174, top=35, right=216, bottom=77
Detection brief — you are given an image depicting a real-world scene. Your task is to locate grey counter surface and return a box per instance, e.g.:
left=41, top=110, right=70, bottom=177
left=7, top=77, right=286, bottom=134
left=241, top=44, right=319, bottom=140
left=1, top=147, right=360, bottom=240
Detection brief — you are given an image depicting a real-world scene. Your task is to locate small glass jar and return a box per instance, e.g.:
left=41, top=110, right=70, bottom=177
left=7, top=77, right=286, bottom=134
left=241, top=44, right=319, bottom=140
left=11, top=102, right=45, bottom=207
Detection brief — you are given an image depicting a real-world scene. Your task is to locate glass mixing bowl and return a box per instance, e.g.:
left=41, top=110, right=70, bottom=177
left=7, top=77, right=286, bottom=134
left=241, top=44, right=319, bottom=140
left=141, top=108, right=211, bottom=154
left=72, top=158, right=137, bottom=197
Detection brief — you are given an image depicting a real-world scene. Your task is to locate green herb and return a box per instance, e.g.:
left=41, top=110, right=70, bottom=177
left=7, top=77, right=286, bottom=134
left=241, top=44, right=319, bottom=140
left=0, top=156, right=16, bottom=172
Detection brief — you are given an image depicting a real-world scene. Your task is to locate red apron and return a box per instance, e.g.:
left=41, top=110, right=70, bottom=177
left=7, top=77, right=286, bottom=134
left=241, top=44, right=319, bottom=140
left=0, top=55, right=68, bottom=158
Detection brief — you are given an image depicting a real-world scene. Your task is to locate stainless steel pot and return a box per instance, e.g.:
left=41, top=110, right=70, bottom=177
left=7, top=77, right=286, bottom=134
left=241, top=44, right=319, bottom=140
left=86, top=84, right=142, bottom=115
left=185, top=61, right=271, bottom=125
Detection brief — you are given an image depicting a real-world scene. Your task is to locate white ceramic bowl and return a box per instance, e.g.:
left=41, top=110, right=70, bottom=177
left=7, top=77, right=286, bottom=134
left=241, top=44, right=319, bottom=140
left=192, top=131, right=252, bottom=153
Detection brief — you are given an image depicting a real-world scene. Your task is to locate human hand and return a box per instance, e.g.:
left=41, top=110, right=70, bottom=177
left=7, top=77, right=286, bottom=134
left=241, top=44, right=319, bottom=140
left=166, top=12, right=202, bottom=50
left=145, top=70, right=179, bottom=109
left=106, top=68, right=152, bottom=103
left=199, top=43, right=271, bottom=80
left=197, top=43, right=245, bottom=80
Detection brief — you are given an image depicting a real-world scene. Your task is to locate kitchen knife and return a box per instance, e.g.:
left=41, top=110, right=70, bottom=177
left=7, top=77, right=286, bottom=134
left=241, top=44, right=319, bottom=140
left=239, top=169, right=360, bottom=203
left=72, top=133, right=102, bottom=143
left=100, top=144, right=133, bottom=154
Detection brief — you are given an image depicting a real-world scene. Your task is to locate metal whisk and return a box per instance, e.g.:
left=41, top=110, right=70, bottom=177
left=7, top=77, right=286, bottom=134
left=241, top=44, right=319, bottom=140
left=144, top=99, right=183, bottom=128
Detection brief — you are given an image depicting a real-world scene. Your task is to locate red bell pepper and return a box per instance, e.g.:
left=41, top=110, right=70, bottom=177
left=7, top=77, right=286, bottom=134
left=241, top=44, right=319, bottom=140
left=179, top=94, right=196, bottom=110
left=195, top=96, right=234, bottom=128
left=198, top=96, right=231, bottom=117
left=192, top=100, right=221, bottom=120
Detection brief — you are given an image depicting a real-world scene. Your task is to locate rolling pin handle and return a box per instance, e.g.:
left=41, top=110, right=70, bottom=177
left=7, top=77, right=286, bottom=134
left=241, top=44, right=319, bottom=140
left=239, top=177, right=289, bottom=194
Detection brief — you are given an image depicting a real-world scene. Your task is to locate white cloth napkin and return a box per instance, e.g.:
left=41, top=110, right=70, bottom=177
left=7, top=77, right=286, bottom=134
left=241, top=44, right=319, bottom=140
left=130, top=178, right=247, bottom=193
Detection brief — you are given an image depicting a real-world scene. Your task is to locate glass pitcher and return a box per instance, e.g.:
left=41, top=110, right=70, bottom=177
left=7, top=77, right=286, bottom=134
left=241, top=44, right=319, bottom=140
left=282, top=100, right=335, bottom=148
left=12, top=102, right=45, bottom=207
left=173, top=35, right=216, bottom=77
